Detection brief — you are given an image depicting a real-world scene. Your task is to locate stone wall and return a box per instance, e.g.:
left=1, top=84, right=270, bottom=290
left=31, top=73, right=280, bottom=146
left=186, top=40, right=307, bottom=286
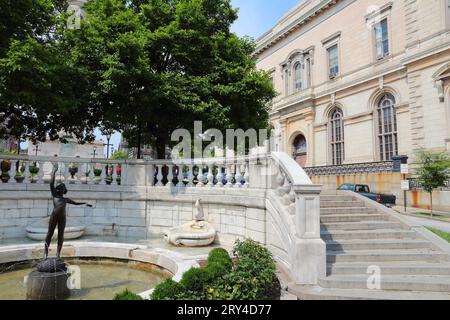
left=0, top=185, right=267, bottom=244
left=312, top=173, right=450, bottom=212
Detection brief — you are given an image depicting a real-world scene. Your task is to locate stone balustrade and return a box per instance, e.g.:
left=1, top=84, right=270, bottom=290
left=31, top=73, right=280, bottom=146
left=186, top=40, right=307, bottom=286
left=0, top=155, right=256, bottom=188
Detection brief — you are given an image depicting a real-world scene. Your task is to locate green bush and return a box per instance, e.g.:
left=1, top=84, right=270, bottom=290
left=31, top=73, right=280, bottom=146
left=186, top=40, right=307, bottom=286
left=113, top=289, right=143, bottom=300
left=180, top=267, right=211, bottom=293
left=208, top=248, right=231, bottom=263
left=209, top=239, right=276, bottom=300
left=29, top=165, right=39, bottom=175
left=151, top=279, right=184, bottom=300
left=151, top=240, right=277, bottom=301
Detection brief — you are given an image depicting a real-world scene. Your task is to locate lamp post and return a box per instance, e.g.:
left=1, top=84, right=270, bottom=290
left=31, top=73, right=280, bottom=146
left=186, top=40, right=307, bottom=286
left=91, top=146, right=97, bottom=159
left=104, top=133, right=113, bottom=159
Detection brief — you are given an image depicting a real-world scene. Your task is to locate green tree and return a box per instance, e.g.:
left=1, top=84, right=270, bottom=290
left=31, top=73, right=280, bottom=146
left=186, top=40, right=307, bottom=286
left=64, top=0, right=275, bottom=158
left=0, top=0, right=99, bottom=144
left=415, top=151, right=450, bottom=214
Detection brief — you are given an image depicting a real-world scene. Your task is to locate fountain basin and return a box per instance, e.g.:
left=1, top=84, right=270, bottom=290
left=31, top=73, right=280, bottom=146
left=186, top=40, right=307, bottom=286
left=164, top=222, right=217, bottom=247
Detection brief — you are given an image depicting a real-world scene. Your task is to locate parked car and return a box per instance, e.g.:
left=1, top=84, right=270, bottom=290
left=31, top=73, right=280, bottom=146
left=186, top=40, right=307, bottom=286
left=338, top=183, right=396, bottom=207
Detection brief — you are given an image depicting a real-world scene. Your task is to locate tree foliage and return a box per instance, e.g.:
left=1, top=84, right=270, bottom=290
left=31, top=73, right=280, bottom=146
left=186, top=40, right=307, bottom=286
left=415, top=150, right=450, bottom=212
left=63, top=0, right=276, bottom=157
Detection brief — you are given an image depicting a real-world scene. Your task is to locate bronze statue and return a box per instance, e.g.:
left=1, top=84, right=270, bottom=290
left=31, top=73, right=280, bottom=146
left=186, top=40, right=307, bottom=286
left=44, top=164, right=92, bottom=259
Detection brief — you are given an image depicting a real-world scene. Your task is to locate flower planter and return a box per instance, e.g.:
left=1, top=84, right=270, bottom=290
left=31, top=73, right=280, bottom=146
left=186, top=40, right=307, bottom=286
left=1, top=174, right=10, bottom=183
left=14, top=175, right=25, bottom=183
left=1, top=161, right=11, bottom=173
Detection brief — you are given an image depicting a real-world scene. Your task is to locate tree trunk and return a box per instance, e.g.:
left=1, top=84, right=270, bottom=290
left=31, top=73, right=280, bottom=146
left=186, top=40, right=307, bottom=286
left=156, top=137, right=167, bottom=160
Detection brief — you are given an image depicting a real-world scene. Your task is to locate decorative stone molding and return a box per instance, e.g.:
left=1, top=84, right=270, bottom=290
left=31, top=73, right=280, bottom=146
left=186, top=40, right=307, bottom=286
left=304, top=161, right=394, bottom=176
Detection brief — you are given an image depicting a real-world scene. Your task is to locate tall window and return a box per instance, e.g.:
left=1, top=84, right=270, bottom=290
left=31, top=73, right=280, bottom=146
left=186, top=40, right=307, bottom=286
left=328, top=45, right=339, bottom=79
left=377, top=94, right=398, bottom=161
left=330, top=108, right=344, bottom=165
left=374, top=19, right=389, bottom=60
left=294, top=63, right=302, bottom=92
left=284, top=69, right=290, bottom=96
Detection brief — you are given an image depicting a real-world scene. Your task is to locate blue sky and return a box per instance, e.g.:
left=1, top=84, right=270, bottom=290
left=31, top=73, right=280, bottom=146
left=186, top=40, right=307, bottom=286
left=96, top=0, right=301, bottom=156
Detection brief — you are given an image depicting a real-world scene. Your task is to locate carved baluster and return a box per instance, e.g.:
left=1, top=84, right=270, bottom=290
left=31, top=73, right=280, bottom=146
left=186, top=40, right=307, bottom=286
left=99, top=164, right=106, bottom=185
left=75, top=162, right=82, bottom=184
left=111, top=164, right=118, bottom=185
left=187, top=165, right=194, bottom=187
left=216, top=164, right=224, bottom=188
left=206, top=165, right=214, bottom=187
left=37, top=161, right=45, bottom=184
left=234, top=164, right=243, bottom=188
left=88, top=163, right=95, bottom=185
left=24, top=161, right=31, bottom=183
left=9, top=159, right=17, bottom=183
left=63, top=162, right=70, bottom=184
left=226, top=164, right=234, bottom=188
left=177, top=165, right=184, bottom=187
left=195, top=165, right=202, bottom=187
left=167, top=164, right=174, bottom=187
left=156, top=165, right=163, bottom=186
left=243, top=164, right=250, bottom=188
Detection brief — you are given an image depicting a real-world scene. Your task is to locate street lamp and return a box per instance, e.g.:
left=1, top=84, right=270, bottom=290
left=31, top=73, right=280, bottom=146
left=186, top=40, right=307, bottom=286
left=92, top=146, right=97, bottom=159
left=103, top=132, right=113, bottom=159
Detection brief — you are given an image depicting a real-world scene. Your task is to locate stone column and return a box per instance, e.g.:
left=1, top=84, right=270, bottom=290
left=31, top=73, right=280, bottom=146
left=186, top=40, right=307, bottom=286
left=123, top=160, right=147, bottom=186
left=290, top=184, right=326, bottom=285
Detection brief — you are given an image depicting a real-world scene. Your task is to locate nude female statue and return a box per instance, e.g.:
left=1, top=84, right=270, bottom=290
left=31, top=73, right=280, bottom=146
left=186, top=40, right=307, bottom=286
left=44, top=164, right=92, bottom=259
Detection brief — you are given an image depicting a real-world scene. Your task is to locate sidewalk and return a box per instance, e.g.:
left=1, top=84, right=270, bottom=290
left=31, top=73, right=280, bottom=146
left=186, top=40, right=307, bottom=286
left=393, top=206, right=450, bottom=218
left=393, top=206, right=450, bottom=234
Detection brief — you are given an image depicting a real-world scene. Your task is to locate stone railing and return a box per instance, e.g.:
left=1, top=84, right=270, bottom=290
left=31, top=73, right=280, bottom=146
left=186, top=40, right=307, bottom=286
left=304, top=161, right=394, bottom=176
left=267, top=152, right=325, bottom=285
left=0, top=154, right=257, bottom=188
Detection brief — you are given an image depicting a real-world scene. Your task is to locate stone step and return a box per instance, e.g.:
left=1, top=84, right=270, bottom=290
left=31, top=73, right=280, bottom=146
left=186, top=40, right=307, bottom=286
left=321, top=229, right=418, bottom=241
left=321, top=221, right=404, bottom=231
left=327, top=262, right=450, bottom=276
left=319, top=275, right=450, bottom=293
left=326, top=249, right=449, bottom=263
left=320, top=201, right=364, bottom=208
left=321, top=207, right=377, bottom=215
left=325, top=239, right=431, bottom=251
left=320, top=195, right=356, bottom=202
left=321, top=214, right=388, bottom=224
left=288, top=285, right=450, bottom=300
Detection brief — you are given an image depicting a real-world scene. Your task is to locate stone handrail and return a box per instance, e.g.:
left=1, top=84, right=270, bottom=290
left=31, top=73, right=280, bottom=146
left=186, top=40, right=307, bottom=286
left=268, top=152, right=325, bottom=285
left=0, top=153, right=268, bottom=188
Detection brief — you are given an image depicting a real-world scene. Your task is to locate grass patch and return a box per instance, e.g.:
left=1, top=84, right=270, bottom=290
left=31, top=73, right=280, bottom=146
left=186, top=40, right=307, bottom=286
left=405, top=212, right=450, bottom=222
left=427, top=228, right=450, bottom=243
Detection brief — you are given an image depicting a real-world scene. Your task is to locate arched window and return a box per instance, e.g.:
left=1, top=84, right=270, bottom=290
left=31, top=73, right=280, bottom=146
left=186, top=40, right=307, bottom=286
left=292, top=134, right=307, bottom=167
left=377, top=93, right=398, bottom=161
left=294, top=63, right=302, bottom=92
left=330, top=108, right=344, bottom=165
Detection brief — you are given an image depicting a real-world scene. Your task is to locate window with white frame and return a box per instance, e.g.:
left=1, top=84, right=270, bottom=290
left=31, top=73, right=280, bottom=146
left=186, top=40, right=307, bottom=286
left=374, top=18, right=389, bottom=60
left=294, top=63, right=302, bottom=92
left=329, top=108, right=344, bottom=165
left=327, top=45, right=339, bottom=79
left=377, top=93, right=398, bottom=161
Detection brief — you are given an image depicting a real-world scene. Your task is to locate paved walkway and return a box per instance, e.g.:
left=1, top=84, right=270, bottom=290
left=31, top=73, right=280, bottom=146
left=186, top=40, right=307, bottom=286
left=402, top=215, right=450, bottom=233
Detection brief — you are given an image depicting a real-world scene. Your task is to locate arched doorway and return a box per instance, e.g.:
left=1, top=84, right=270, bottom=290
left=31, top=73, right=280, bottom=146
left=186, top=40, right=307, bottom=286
left=292, top=134, right=307, bottom=167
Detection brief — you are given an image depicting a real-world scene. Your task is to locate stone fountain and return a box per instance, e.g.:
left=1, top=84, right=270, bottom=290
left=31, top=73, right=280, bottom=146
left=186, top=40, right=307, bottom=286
left=164, top=200, right=216, bottom=247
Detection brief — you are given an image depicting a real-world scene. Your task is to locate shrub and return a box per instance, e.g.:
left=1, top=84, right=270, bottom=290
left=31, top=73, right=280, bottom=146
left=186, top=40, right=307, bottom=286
left=29, top=165, right=39, bottom=175
left=208, top=248, right=231, bottom=263
left=206, top=262, right=230, bottom=279
left=113, top=289, right=143, bottom=300
left=151, top=279, right=184, bottom=301
left=180, top=267, right=211, bottom=293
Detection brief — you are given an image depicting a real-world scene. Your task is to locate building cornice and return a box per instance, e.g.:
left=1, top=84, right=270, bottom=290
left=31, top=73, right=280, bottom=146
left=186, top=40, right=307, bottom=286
left=254, top=0, right=339, bottom=56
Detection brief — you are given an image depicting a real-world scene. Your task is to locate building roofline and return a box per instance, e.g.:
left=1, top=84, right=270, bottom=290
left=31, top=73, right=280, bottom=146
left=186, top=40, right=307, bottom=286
left=254, top=0, right=339, bottom=56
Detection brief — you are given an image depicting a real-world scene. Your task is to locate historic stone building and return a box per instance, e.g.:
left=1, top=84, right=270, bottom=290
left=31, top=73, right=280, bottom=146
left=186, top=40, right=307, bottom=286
left=255, top=0, right=450, bottom=210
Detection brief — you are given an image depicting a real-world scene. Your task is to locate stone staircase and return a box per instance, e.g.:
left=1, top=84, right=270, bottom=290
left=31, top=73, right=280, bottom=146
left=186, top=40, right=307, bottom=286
left=292, top=191, right=450, bottom=300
